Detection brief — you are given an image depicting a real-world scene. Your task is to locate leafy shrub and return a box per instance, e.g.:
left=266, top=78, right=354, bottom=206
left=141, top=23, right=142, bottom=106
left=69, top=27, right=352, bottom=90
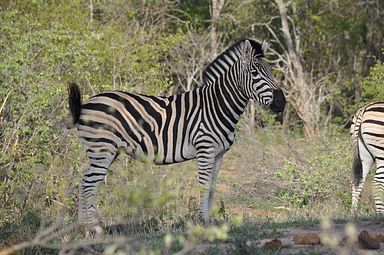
left=274, top=129, right=352, bottom=211
left=361, top=61, right=384, bottom=103
left=0, top=1, right=188, bottom=231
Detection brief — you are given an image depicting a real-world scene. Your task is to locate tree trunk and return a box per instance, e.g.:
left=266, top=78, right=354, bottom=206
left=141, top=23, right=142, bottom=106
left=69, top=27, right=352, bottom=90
left=274, top=0, right=325, bottom=138
left=210, top=0, right=225, bottom=57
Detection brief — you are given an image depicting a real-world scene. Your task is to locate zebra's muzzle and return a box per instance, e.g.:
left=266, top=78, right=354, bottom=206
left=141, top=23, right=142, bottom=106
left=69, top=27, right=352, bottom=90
left=269, top=89, right=286, bottom=113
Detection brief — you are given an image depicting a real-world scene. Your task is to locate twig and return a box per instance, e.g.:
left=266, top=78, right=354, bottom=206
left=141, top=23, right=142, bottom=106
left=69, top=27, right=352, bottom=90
left=0, top=223, right=79, bottom=255
left=0, top=89, right=13, bottom=117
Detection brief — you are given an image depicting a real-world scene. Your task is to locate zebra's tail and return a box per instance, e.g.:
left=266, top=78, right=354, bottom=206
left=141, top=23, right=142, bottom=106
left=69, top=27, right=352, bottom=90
left=352, top=141, right=363, bottom=186
left=66, top=82, right=82, bottom=128
left=351, top=108, right=364, bottom=186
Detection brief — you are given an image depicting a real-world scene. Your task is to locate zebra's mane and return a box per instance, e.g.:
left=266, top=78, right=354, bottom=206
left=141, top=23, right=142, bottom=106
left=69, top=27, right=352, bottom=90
left=202, top=39, right=265, bottom=86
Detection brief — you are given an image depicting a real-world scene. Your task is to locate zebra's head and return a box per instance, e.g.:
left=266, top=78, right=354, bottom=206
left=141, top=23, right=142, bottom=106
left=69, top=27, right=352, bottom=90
left=239, top=40, right=285, bottom=113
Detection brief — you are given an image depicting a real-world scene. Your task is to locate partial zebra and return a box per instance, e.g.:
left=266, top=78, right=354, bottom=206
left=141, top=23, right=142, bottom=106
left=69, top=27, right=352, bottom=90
left=67, top=39, right=286, bottom=233
left=351, top=101, right=384, bottom=215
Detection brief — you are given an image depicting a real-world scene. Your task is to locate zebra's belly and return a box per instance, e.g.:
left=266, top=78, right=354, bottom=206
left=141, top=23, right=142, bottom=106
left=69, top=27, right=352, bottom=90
left=124, top=140, right=196, bottom=165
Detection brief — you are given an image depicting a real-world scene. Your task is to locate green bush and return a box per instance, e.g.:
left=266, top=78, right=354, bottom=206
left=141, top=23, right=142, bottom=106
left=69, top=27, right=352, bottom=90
left=0, top=1, right=188, bottom=231
left=361, top=61, right=384, bottom=103
left=274, top=129, right=352, bottom=211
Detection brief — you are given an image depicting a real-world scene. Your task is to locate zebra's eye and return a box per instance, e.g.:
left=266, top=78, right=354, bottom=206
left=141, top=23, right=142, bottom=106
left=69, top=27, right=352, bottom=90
left=254, top=60, right=261, bottom=67
left=250, top=70, right=258, bottom=76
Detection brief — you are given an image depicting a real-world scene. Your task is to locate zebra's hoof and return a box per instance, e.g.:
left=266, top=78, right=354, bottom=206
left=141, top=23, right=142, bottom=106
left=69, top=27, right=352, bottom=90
left=93, top=225, right=103, bottom=235
left=199, top=217, right=220, bottom=227
left=78, top=222, right=104, bottom=238
left=84, top=225, right=104, bottom=238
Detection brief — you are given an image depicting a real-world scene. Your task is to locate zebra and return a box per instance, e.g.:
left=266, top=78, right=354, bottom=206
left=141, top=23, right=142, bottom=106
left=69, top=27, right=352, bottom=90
left=67, top=39, right=286, bottom=233
left=351, top=101, right=384, bottom=215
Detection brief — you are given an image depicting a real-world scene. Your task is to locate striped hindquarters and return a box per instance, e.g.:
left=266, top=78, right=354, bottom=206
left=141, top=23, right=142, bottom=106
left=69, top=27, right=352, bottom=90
left=358, top=102, right=384, bottom=157
left=352, top=102, right=384, bottom=213
left=351, top=102, right=384, bottom=181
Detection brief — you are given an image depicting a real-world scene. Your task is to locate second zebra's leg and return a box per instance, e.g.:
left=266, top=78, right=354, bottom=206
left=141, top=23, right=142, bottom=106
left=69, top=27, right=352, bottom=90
left=78, top=149, right=116, bottom=233
left=351, top=139, right=373, bottom=215
left=197, top=150, right=224, bottom=224
left=372, top=160, right=384, bottom=214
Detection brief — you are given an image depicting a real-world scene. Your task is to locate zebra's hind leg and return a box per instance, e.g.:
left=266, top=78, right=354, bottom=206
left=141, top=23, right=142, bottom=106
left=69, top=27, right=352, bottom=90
left=78, top=149, right=117, bottom=234
left=372, top=162, right=384, bottom=214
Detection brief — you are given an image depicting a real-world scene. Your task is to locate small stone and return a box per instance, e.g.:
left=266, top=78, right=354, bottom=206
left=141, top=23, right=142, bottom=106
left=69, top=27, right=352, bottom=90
left=293, top=233, right=320, bottom=245
left=338, top=236, right=349, bottom=247
left=263, top=238, right=283, bottom=250
left=375, top=234, right=384, bottom=242
left=358, top=230, right=380, bottom=250
left=339, top=235, right=358, bottom=246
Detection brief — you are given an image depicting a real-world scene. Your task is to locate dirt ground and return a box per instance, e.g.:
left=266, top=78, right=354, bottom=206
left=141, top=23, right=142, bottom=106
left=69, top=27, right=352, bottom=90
left=257, top=220, right=384, bottom=254
left=191, top=220, right=384, bottom=255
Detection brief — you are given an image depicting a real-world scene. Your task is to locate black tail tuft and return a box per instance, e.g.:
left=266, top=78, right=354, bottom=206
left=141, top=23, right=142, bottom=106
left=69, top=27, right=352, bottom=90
left=67, top=82, right=82, bottom=126
left=351, top=108, right=364, bottom=187
left=352, top=148, right=363, bottom=186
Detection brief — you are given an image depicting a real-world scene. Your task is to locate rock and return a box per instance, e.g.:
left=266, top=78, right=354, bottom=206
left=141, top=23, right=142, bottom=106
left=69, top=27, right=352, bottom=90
left=338, top=236, right=349, bottom=247
left=375, top=234, right=384, bottom=243
left=293, top=233, right=320, bottom=245
left=263, top=238, right=282, bottom=250
left=358, top=230, right=380, bottom=250
left=339, top=235, right=358, bottom=247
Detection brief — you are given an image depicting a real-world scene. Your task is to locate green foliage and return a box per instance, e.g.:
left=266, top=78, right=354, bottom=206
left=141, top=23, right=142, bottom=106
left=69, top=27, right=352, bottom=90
left=361, top=61, right=384, bottom=103
left=0, top=209, right=41, bottom=246
left=0, top=6, right=102, bottom=227
left=275, top=161, right=327, bottom=207
left=102, top=166, right=181, bottom=222
left=274, top=129, right=352, bottom=210
left=179, top=0, right=210, bottom=28
left=217, top=200, right=227, bottom=219
left=342, top=61, right=384, bottom=119
left=256, top=107, right=280, bottom=127
left=0, top=0, right=187, bottom=230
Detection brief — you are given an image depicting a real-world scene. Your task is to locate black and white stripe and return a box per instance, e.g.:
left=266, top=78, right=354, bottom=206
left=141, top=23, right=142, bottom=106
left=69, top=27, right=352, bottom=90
left=67, top=39, right=286, bottom=232
left=351, top=101, right=384, bottom=215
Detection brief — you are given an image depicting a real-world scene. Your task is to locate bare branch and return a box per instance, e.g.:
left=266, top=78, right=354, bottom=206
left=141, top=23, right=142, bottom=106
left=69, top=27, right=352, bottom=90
left=0, top=89, right=12, bottom=118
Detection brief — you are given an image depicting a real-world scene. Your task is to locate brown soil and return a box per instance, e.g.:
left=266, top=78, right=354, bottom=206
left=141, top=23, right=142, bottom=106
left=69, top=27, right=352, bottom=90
left=258, top=220, right=384, bottom=254
left=189, top=220, right=384, bottom=255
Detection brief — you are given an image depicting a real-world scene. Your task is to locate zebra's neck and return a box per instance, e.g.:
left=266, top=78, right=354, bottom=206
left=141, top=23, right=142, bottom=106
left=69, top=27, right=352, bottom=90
left=201, top=45, right=249, bottom=122
left=202, top=44, right=243, bottom=88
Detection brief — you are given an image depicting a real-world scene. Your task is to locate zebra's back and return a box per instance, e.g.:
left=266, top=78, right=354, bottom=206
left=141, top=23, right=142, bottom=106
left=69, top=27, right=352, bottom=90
left=77, top=90, right=199, bottom=165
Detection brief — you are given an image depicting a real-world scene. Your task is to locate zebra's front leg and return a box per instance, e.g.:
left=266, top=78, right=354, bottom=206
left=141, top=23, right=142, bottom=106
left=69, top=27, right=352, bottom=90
left=197, top=151, right=224, bottom=224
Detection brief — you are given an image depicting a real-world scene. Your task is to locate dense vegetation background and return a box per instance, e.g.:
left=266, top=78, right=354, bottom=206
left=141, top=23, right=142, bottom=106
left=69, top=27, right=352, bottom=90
left=0, top=0, right=384, bottom=254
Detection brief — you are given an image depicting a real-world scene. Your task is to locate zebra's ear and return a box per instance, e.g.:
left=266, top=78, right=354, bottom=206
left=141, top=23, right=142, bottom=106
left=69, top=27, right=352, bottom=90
left=261, top=40, right=269, bottom=55
left=241, top=40, right=253, bottom=63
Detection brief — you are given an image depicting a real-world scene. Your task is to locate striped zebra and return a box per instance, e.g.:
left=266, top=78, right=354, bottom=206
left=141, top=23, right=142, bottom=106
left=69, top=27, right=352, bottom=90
left=67, top=39, right=286, bottom=233
left=351, top=101, right=384, bottom=215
